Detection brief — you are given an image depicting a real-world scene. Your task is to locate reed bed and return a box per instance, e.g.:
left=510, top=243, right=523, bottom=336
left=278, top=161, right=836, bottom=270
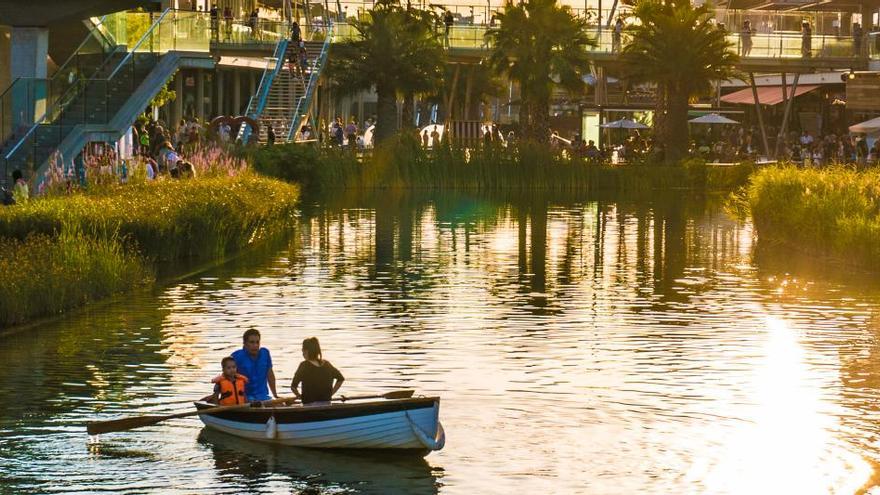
left=251, top=138, right=749, bottom=193
left=748, top=166, right=880, bottom=268
left=0, top=173, right=299, bottom=328
left=0, top=231, right=152, bottom=327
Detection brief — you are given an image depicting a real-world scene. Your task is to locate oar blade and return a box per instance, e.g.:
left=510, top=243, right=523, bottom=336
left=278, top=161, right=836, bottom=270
left=87, top=415, right=168, bottom=436
left=382, top=390, right=415, bottom=400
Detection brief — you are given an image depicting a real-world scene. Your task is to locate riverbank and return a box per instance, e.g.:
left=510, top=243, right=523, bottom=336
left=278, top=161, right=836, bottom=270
left=0, top=174, right=299, bottom=327
left=250, top=140, right=755, bottom=193
left=748, top=166, right=880, bottom=269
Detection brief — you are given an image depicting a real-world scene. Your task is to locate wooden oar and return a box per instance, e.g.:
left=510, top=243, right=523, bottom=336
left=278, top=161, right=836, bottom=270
left=337, top=389, right=414, bottom=402
left=86, top=390, right=415, bottom=436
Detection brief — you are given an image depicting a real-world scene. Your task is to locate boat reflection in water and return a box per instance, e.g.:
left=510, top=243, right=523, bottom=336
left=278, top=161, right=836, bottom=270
left=197, top=428, right=441, bottom=495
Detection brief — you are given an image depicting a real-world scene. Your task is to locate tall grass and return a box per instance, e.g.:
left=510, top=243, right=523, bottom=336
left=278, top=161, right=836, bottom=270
left=0, top=173, right=299, bottom=328
left=250, top=138, right=751, bottom=193
left=0, top=174, right=300, bottom=263
left=0, top=231, right=152, bottom=327
left=748, top=165, right=880, bottom=268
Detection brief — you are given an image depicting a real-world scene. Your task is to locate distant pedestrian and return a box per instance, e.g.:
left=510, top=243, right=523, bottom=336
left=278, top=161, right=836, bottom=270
left=740, top=20, right=753, bottom=57
left=612, top=18, right=624, bottom=53
left=267, top=122, right=276, bottom=146
left=344, top=118, right=358, bottom=150
left=223, top=6, right=233, bottom=41
left=11, top=170, right=28, bottom=204
left=853, top=22, right=863, bottom=56
left=443, top=11, right=454, bottom=47
left=422, top=129, right=429, bottom=148
left=801, top=21, right=812, bottom=58
left=209, top=5, right=219, bottom=40
left=290, top=21, right=301, bottom=43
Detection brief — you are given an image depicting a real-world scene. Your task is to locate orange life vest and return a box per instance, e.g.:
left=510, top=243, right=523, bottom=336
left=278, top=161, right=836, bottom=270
left=216, top=373, right=248, bottom=405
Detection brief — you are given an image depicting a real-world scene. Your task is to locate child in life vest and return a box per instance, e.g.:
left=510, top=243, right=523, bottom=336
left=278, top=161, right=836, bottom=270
left=206, top=356, right=249, bottom=405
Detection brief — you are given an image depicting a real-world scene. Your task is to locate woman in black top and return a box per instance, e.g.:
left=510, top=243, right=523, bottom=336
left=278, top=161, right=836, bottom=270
left=290, top=337, right=345, bottom=405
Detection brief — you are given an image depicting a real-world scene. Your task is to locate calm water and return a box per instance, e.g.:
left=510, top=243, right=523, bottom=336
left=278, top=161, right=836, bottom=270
left=3, top=191, right=880, bottom=494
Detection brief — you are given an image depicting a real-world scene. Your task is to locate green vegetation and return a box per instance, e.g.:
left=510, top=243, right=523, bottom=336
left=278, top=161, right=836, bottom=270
left=0, top=231, right=151, bottom=327
left=327, top=1, right=445, bottom=143
left=748, top=166, right=880, bottom=268
left=0, top=174, right=299, bottom=327
left=621, top=0, right=738, bottom=162
left=486, top=0, right=594, bottom=142
left=251, top=140, right=752, bottom=193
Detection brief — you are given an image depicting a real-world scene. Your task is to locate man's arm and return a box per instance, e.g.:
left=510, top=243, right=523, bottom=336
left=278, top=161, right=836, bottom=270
left=268, top=368, right=279, bottom=399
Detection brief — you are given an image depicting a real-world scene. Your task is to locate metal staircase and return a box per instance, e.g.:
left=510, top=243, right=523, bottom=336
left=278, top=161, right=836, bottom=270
left=240, top=25, right=333, bottom=145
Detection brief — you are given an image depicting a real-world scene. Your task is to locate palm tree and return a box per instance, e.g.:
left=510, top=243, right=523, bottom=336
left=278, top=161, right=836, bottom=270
left=620, top=0, right=738, bottom=162
left=326, top=1, right=445, bottom=143
left=485, top=0, right=594, bottom=142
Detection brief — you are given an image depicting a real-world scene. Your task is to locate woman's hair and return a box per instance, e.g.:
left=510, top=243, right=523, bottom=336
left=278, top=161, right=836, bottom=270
left=302, top=337, right=322, bottom=362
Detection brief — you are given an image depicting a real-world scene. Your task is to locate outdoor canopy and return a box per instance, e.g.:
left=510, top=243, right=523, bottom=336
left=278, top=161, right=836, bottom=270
left=849, top=116, right=880, bottom=134
left=720, top=85, right=820, bottom=105
left=600, top=119, right=648, bottom=129
left=688, top=113, right=740, bottom=125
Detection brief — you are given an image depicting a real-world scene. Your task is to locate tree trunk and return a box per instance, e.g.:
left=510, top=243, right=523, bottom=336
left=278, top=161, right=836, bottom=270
left=529, top=94, right=550, bottom=143
left=664, top=87, right=689, bottom=163
left=402, top=92, right=415, bottom=130
left=518, top=96, right=530, bottom=139
left=375, top=84, right=398, bottom=144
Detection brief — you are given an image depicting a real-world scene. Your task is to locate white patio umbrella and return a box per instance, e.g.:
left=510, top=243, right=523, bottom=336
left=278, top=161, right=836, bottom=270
left=689, top=113, right=740, bottom=125
left=600, top=118, right=648, bottom=129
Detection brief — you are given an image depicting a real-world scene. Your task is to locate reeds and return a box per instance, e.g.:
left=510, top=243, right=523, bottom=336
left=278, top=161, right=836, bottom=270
left=748, top=165, right=880, bottom=268
left=0, top=173, right=299, bottom=327
left=250, top=138, right=749, bottom=193
left=0, top=231, right=152, bottom=327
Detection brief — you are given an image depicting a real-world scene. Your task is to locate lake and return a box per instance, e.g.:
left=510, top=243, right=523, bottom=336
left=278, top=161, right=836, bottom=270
left=2, top=190, right=880, bottom=494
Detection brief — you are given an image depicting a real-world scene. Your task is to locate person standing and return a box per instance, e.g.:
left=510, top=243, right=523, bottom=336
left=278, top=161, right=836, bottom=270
left=612, top=18, right=624, bottom=53
left=344, top=118, right=358, bottom=150
left=223, top=6, right=233, bottom=41
left=209, top=4, right=219, bottom=40
left=740, top=20, right=753, bottom=57
left=801, top=21, right=812, bottom=58
left=443, top=10, right=454, bottom=48
left=853, top=22, right=863, bottom=57
left=290, top=337, right=345, bottom=405
left=11, top=170, right=28, bottom=204
left=232, top=329, right=279, bottom=402
left=290, top=21, right=301, bottom=43
left=267, top=122, right=276, bottom=146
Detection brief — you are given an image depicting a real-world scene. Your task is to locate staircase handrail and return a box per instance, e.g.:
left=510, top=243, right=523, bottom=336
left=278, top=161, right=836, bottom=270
left=240, top=36, right=291, bottom=143
left=4, top=10, right=170, bottom=160
left=287, top=22, right=334, bottom=142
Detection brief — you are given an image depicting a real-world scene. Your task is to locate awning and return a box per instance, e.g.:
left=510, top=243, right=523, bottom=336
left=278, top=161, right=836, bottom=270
left=849, top=116, right=880, bottom=134
left=721, top=85, right=820, bottom=106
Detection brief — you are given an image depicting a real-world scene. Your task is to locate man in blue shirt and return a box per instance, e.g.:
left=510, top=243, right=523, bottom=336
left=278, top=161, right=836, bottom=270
left=231, top=329, right=279, bottom=402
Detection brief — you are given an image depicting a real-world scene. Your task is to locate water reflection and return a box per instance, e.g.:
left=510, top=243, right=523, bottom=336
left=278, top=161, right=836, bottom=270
left=199, top=429, right=439, bottom=494
left=3, top=191, right=880, bottom=494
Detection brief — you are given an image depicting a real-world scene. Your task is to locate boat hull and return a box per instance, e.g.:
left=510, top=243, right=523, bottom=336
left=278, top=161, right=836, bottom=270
left=195, top=397, right=445, bottom=452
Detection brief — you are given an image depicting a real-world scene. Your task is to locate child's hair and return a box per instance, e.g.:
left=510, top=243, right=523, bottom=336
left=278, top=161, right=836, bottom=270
left=302, top=337, right=322, bottom=362
left=221, top=356, right=236, bottom=368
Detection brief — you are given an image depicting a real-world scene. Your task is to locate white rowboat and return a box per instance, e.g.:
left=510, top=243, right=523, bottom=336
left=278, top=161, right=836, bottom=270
left=195, top=396, right=445, bottom=454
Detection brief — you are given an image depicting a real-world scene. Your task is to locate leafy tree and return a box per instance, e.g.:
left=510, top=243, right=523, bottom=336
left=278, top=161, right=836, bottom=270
left=620, top=0, right=738, bottom=162
left=327, top=1, right=445, bottom=143
left=485, top=0, right=594, bottom=142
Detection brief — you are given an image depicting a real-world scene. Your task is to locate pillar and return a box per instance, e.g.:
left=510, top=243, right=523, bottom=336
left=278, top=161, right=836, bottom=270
left=10, top=27, right=48, bottom=128
left=217, top=70, right=225, bottom=117
left=174, top=73, right=183, bottom=124
left=196, top=69, right=205, bottom=120
left=233, top=70, right=241, bottom=115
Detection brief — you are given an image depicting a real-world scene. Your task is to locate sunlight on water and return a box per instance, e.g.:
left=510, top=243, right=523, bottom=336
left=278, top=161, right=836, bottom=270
left=2, top=192, right=880, bottom=494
